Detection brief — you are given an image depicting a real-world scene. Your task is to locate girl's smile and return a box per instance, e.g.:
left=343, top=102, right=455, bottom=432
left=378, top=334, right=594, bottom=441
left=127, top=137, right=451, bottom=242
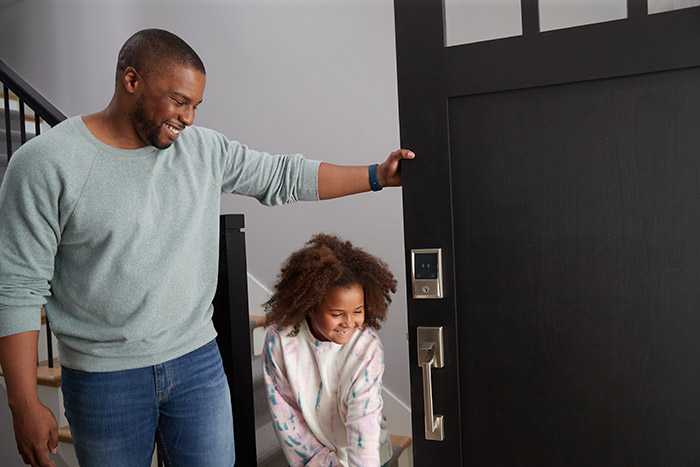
left=307, top=284, right=365, bottom=345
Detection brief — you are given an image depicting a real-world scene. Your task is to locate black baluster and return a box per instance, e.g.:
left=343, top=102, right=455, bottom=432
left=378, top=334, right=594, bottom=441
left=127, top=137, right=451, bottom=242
left=46, top=316, right=54, bottom=369
left=3, top=85, right=11, bottom=160
left=19, top=100, right=26, bottom=144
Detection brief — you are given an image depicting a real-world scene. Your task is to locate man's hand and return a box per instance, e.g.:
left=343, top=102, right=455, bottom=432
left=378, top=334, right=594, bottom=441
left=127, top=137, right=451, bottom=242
left=376, top=149, right=415, bottom=188
left=0, top=331, right=58, bottom=467
left=317, top=148, right=415, bottom=199
left=11, top=401, right=58, bottom=467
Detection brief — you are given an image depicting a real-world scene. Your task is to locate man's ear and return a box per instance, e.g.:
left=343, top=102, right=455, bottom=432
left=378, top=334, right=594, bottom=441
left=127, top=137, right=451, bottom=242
left=121, top=67, right=141, bottom=94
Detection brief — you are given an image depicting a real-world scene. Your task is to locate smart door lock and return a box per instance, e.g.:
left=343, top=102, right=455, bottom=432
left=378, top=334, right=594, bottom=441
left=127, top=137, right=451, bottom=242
left=411, top=248, right=443, bottom=299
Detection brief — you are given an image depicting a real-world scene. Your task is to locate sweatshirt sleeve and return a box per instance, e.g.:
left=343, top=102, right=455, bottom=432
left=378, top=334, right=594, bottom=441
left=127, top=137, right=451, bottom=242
left=262, top=327, right=342, bottom=467
left=345, top=336, right=385, bottom=466
left=219, top=136, right=321, bottom=206
left=0, top=147, right=61, bottom=337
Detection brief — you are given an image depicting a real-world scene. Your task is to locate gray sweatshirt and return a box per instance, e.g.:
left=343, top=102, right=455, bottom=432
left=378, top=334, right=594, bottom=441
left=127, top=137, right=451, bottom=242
left=0, top=116, right=320, bottom=371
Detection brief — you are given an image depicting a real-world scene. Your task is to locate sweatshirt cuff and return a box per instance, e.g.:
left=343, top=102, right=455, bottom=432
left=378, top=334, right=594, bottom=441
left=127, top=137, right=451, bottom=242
left=299, top=159, right=322, bottom=202
left=0, top=306, right=43, bottom=338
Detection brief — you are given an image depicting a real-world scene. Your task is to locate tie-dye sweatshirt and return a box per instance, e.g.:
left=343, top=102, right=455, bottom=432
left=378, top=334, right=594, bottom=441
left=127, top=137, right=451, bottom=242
left=263, top=320, right=387, bottom=466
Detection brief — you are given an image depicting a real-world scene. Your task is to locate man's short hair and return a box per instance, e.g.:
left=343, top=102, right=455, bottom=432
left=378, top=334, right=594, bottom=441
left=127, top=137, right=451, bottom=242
left=116, top=28, right=206, bottom=80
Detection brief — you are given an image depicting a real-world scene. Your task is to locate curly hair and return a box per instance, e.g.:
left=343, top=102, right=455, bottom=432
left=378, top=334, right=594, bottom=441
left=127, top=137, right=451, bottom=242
left=264, top=233, right=397, bottom=336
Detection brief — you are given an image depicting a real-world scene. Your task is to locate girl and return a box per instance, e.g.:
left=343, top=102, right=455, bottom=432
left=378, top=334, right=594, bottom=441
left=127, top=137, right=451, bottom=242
left=262, top=233, right=397, bottom=466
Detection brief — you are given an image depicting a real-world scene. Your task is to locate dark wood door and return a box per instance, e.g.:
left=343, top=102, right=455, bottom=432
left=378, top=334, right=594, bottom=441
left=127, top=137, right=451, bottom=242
left=395, top=1, right=700, bottom=465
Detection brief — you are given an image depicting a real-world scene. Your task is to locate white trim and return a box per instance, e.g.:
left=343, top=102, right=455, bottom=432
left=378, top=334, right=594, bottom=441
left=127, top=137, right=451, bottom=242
left=247, top=273, right=271, bottom=355
left=384, top=385, right=411, bottom=413
left=247, top=272, right=273, bottom=296
left=382, top=385, right=412, bottom=437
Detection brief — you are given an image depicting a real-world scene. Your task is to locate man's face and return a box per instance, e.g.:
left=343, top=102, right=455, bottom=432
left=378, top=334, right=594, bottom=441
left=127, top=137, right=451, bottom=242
left=130, top=65, right=205, bottom=149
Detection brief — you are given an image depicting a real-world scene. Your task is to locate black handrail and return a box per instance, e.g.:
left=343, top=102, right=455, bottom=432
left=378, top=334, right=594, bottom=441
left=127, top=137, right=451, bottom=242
left=0, top=60, right=66, bottom=127
left=1, top=60, right=66, bottom=368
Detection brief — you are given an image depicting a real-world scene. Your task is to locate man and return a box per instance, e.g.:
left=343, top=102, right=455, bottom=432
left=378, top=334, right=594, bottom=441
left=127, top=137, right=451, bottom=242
left=0, top=29, right=413, bottom=466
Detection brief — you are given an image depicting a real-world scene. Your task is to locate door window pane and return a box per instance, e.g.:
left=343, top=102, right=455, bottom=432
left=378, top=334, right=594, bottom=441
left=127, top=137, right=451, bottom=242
left=649, top=0, right=700, bottom=14
left=539, top=0, right=627, bottom=32
left=444, top=0, right=522, bottom=47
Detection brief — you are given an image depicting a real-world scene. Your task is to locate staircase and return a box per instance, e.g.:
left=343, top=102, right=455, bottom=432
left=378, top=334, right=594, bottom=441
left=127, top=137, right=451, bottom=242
left=0, top=60, right=65, bottom=184
left=0, top=90, right=38, bottom=182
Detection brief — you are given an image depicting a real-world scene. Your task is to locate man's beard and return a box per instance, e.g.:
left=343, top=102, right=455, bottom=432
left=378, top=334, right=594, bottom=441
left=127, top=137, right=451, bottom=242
left=131, top=95, right=172, bottom=150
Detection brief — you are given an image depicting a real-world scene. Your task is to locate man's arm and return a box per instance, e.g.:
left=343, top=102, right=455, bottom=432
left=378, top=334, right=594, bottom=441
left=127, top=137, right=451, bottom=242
left=0, top=331, right=58, bottom=467
left=317, top=149, right=414, bottom=200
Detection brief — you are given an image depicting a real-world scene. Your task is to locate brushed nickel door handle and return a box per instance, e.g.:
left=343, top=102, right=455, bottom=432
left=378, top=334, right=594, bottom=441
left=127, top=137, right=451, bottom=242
left=418, top=327, right=445, bottom=441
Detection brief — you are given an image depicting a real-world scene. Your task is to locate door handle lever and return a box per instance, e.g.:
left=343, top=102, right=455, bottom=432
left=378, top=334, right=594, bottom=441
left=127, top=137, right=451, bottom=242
left=417, top=327, right=444, bottom=441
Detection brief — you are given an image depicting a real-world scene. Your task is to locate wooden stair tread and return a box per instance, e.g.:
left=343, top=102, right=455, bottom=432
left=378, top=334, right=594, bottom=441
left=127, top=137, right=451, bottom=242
left=58, top=425, right=72, bottom=444
left=390, top=434, right=412, bottom=451
left=36, top=362, right=61, bottom=387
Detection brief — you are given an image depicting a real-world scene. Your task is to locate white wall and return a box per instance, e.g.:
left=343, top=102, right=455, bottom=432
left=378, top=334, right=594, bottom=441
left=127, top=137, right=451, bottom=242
left=0, top=0, right=410, bottom=407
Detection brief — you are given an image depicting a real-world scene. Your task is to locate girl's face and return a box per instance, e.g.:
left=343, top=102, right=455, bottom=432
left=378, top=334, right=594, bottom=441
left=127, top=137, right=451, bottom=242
left=308, top=284, right=365, bottom=345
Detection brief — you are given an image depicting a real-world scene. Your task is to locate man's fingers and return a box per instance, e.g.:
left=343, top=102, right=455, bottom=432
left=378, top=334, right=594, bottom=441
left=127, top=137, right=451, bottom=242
left=33, top=443, right=56, bottom=467
left=40, top=423, right=59, bottom=466
left=16, top=431, right=58, bottom=466
left=390, top=149, right=415, bottom=161
left=376, top=148, right=415, bottom=187
left=48, top=426, right=58, bottom=454
left=19, top=445, right=37, bottom=466
left=26, top=442, right=52, bottom=467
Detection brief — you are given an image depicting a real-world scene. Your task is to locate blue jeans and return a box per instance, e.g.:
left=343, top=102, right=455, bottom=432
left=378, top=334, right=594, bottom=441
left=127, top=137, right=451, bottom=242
left=61, top=339, right=235, bottom=466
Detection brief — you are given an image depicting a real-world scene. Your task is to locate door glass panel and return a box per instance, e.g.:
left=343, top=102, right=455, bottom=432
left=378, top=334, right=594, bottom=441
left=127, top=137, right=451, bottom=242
left=539, top=0, right=627, bottom=32
left=444, top=0, right=522, bottom=47
left=649, top=0, right=700, bottom=14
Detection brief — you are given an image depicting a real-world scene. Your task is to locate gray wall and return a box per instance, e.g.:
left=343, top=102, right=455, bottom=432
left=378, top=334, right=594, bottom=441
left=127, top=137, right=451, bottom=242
left=0, top=0, right=410, bottom=405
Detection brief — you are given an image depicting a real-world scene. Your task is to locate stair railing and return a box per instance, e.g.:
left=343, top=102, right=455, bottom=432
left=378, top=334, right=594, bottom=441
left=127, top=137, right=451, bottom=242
left=1, top=60, right=67, bottom=368
left=1, top=59, right=66, bottom=160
